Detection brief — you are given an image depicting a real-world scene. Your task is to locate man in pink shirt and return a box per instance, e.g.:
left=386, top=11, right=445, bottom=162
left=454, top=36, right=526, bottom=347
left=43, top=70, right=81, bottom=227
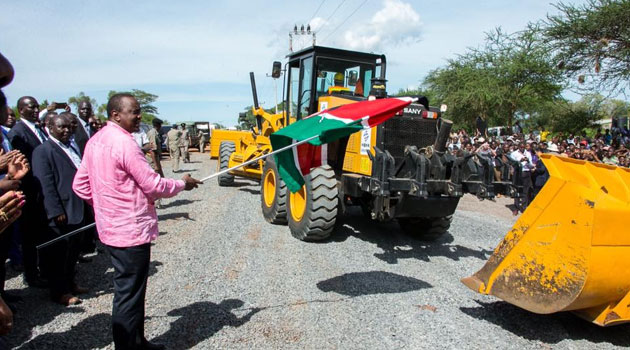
left=73, top=93, right=201, bottom=350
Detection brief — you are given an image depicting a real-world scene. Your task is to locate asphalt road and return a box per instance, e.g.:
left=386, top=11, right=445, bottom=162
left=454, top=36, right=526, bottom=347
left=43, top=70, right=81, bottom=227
left=6, top=151, right=630, bottom=349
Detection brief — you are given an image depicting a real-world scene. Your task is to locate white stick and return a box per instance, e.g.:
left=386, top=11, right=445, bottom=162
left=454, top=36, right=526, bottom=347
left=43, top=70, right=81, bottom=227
left=199, top=134, right=320, bottom=183
left=36, top=222, right=97, bottom=250
left=36, top=135, right=319, bottom=247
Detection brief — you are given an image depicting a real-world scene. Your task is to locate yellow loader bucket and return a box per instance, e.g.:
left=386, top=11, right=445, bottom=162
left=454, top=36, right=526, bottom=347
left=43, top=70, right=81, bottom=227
left=462, top=154, right=630, bottom=326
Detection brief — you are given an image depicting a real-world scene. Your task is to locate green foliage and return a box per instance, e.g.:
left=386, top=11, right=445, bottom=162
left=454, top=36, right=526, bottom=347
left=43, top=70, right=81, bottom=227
left=213, top=123, right=226, bottom=129
left=543, top=0, right=630, bottom=94
left=238, top=102, right=286, bottom=130
left=528, top=94, right=610, bottom=134
left=423, top=26, right=564, bottom=130
left=39, top=99, right=49, bottom=110
left=394, top=87, right=440, bottom=106
left=68, top=92, right=98, bottom=113
left=98, top=89, right=159, bottom=123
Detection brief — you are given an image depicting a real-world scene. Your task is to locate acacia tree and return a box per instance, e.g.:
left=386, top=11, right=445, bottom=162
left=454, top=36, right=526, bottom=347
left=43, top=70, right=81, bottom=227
left=68, top=92, right=98, bottom=113
left=544, top=0, right=630, bottom=95
left=98, top=89, right=159, bottom=123
left=423, top=26, right=564, bottom=129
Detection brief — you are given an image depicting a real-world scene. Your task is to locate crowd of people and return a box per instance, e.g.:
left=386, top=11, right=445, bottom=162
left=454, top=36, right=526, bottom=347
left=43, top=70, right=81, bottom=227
left=0, top=52, right=202, bottom=349
left=446, top=120, right=630, bottom=215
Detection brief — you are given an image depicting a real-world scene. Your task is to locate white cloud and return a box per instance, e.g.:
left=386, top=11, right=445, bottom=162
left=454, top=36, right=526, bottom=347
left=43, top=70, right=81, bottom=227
left=335, top=0, right=422, bottom=52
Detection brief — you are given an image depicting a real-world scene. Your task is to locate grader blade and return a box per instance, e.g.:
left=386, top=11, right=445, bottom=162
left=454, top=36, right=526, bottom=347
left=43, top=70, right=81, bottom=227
left=462, top=154, right=630, bottom=326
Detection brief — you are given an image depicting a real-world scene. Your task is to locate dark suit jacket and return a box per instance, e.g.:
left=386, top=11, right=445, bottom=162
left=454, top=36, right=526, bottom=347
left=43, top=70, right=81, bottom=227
left=8, top=121, right=43, bottom=163
left=73, top=122, right=90, bottom=156
left=8, top=121, right=45, bottom=200
left=32, top=140, right=86, bottom=226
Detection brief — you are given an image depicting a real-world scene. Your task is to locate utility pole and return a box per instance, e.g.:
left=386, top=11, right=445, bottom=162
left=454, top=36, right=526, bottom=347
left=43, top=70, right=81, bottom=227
left=289, top=24, right=316, bottom=52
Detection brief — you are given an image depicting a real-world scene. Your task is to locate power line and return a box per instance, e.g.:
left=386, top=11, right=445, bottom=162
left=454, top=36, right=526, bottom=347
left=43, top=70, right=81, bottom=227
left=322, top=0, right=347, bottom=29
left=323, top=0, right=369, bottom=43
left=309, top=0, right=327, bottom=24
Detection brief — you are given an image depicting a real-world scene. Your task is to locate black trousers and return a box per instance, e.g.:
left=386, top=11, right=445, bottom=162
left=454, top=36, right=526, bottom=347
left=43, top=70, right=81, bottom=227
left=107, top=243, right=151, bottom=350
left=40, top=224, right=83, bottom=299
left=0, top=224, right=12, bottom=292
left=19, top=204, right=47, bottom=280
left=515, top=171, right=533, bottom=212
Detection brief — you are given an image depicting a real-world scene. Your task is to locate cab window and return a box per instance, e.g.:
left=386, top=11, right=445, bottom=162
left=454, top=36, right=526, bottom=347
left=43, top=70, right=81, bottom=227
left=315, top=58, right=375, bottom=98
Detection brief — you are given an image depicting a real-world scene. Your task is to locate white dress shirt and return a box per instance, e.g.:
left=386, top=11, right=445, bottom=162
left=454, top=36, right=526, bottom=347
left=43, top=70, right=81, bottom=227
left=49, top=136, right=82, bottom=169
left=21, top=118, right=47, bottom=143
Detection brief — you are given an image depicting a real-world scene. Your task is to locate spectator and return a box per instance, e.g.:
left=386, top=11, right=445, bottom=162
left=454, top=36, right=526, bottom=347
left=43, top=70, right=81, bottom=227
left=8, top=96, right=49, bottom=288
left=74, top=101, right=93, bottom=155
left=32, top=113, right=90, bottom=305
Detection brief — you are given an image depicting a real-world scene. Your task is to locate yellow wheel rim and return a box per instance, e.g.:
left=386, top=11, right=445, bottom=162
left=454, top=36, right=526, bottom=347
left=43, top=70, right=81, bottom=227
left=263, top=169, right=276, bottom=208
left=290, top=186, right=307, bottom=222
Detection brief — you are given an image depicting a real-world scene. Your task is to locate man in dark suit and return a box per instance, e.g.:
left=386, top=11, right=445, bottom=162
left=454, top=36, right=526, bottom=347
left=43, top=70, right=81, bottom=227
left=32, top=113, right=90, bottom=305
left=8, top=96, right=48, bottom=287
left=73, top=101, right=98, bottom=258
left=74, top=101, right=93, bottom=155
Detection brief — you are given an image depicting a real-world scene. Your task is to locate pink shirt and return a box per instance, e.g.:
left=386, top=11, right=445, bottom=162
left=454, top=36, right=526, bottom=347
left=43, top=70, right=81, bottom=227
left=73, top=122, right=185, bottom=247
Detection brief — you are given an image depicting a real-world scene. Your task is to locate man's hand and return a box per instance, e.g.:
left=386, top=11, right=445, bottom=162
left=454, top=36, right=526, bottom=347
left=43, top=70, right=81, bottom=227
left=182, top=174, right=202, bottom=191
left=0, top=150, right=20, bottom=172
left=0, top=191, right=25, bottom=234
left=7, top=154, right=29, bottom=180
left=0, top=178, right=20, bottom=192
left=55, top=214, right=67, bottom=226
left=0, top=297, right=13, bottom=335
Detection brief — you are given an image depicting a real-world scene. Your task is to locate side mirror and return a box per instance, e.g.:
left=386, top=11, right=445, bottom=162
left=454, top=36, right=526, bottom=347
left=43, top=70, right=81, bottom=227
left=348, top=70, right=358, bottom=86
left=271, top=61, right=282, bottom=78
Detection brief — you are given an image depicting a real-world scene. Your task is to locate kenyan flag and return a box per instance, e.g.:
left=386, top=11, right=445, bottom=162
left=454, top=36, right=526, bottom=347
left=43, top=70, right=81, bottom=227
left=270, top=97, right=415, bottom=192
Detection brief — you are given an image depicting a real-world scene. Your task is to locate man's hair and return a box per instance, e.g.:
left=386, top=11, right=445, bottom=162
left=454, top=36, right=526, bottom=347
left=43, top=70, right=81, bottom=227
left=17, top=96, right=35, bottom=110
left=107, top=93, right=135, bottom=118
left=152, top=118, right=163, bottom=127
left=180, top=123, right=186, bottom=127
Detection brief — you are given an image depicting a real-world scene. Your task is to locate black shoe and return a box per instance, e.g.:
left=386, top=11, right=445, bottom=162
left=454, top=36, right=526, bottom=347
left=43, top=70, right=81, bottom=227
left=141, top=340, right=165, bottom=350
left=24, top=276, right=49, bottom=288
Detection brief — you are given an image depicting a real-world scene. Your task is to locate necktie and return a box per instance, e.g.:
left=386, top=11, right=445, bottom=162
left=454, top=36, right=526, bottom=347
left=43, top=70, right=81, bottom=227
left=36, top=126, right=47, bottom=142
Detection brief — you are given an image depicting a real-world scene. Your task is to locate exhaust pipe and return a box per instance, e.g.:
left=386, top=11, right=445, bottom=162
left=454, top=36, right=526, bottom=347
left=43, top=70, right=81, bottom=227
left=433, top=118, right=453, bottom=155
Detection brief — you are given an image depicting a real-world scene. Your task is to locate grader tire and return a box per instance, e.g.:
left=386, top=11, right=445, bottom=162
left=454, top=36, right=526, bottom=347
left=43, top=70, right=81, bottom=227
left=217, top=141, right=236, bottom=186
left=261, top=158, right=287, bottom=224
left=287, top=165, right=338, bottom=241
left=398, top=215, right=453, bottom=241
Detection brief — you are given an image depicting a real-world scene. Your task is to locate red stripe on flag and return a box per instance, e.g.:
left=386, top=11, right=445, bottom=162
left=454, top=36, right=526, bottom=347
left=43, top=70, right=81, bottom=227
left=295, top=142, right=323, bottom=176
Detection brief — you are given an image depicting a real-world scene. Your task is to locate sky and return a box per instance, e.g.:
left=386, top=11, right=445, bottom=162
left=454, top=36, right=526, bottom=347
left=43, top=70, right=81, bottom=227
left=1, top=0, right=587, bottom=126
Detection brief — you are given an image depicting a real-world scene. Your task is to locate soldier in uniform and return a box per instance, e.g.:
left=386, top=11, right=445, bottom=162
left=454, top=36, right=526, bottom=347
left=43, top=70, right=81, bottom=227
left=146, top=118, right=164, bottom=208
left=198, top=129, right=207, bottom=153
left=179, top=123, right=190, bottom=163
left=166, top=125, right=182, bottom=172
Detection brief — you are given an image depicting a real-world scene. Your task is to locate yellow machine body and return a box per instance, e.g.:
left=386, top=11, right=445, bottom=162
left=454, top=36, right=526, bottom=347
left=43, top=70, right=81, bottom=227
left=209, top=130, right=252, bottom=159
left=212, top=107, right=287, bottom=180
left=317, top=95, right=375, bottom=176
left=462, top=154, right=630, bottom=326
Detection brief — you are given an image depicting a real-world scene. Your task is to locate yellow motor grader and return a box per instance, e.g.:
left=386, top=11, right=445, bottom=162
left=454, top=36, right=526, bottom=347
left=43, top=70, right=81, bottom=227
left=214, top=45, right=630, bottom=326
left=216, top=46, right=520, bottom=235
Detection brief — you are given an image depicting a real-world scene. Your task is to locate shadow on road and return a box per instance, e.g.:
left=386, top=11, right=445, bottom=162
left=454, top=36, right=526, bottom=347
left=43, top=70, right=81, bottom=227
left=18, top=313, right=111, bottom=349
left=317, top=271, right=432, bottom=296
left=158, top=212, right=194, bottom=221
left=239, top=187, right=260, bottom=195
left=151, top=299, right=261, bottom=349
left=460, top=300, right=630, bottom=346
left=159, top=199, right=200, bottom=209
left=330, top=208, right=492, bottom=264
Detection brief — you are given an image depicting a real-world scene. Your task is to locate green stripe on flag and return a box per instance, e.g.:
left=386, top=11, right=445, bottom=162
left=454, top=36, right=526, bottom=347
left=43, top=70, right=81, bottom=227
left=270, top=116, right=364, bottom=192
